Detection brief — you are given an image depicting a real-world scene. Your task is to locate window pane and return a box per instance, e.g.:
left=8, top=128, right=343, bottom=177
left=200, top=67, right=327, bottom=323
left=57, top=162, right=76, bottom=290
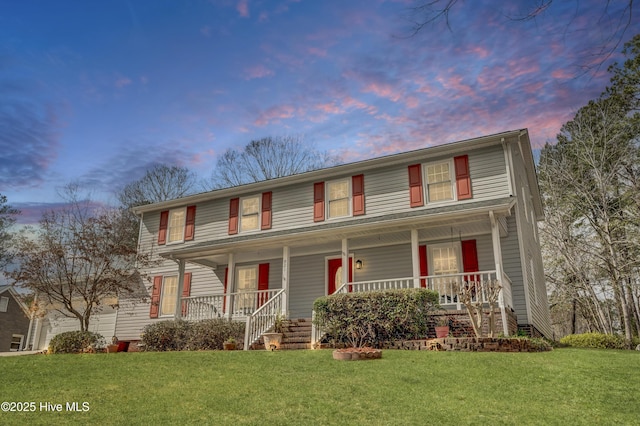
left=329, top=199, right=349, bottom=218
left=242, top=197, right=259, bottom=215
left=328, top=181, right=348, bottom=201
left=168, top=210, right=185, bottom=242
left=161, top=276, right=178, bottom=316
left=0, top=296, right=8, bottom=312
left=237, top=267, right=257, bottom=310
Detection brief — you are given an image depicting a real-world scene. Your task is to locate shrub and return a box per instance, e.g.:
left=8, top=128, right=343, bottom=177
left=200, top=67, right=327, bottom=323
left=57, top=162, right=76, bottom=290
left=313, top=288, right=440, bottom=348
left=141, top=319, right=246, bottom=351
left=560, top=333, right=638, bottom=349
left=48, top=331, right=105, bottom=354
left=141, top=319, right=193, bottom=351
left=188, top=319, right=245, bottom=350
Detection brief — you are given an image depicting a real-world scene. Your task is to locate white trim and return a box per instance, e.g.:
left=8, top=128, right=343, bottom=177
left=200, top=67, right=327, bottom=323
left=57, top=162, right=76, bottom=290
left=424, top=159, right=456, bottom=204
left=326, top=178, right=351, bottom=220
left=239, top=194, right=261, bottom=233
left=10, top=334, right=24, bottom=352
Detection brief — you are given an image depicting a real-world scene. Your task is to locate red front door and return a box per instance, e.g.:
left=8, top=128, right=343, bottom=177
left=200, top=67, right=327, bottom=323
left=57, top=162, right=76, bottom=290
left=328, top=258, right=353, bottom=295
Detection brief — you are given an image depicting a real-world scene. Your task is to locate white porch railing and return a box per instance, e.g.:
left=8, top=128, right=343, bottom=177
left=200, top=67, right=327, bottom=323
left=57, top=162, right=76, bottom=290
left=244, top=289, right=285, bottom=351
left=182, top=289, right=281, bottom=321
left=311, top=270, right=511, bottom=347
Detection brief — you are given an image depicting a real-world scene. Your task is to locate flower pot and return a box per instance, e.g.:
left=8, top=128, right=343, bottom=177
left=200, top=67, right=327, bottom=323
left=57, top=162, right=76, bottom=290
left=435, top=326, right=450, bottom=338
left=262, top=332, right=283, bottom=351
left=106, top=344, right=119, bottom=353
left=223, top=342, right=237, bottom=351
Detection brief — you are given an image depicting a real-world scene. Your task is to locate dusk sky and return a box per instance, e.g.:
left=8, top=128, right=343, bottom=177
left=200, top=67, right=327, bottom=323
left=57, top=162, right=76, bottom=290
left=2, top=0, right=639, bottom=224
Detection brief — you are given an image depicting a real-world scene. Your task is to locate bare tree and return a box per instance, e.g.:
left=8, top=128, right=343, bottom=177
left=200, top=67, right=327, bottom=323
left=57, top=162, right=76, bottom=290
left=0, top=193, right=20, bottom=267
left=209, top=135, right=341, bottom=189
left=407, top=0, right=635, bottom=72
left=7, top=187, right=151, bottom=332
left=117, top=164, right=197, bottom=209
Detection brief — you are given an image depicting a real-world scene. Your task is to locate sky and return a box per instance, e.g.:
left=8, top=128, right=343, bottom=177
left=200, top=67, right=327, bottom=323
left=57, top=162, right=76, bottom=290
left=1, top=0, right=639, bottom=225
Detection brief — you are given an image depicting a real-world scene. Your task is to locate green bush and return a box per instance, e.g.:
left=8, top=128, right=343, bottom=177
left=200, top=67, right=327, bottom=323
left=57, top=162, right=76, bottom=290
left=313, top=288, right=440, bottom=348
left=141, top=319, right=193, bottom=351
left=141, top=319, right=246, bottom=351
left=188, top=319, right=245, bottom=350
left=48, top=331, right=105, bottom=354
left=559, top=333, right=638, bottom=349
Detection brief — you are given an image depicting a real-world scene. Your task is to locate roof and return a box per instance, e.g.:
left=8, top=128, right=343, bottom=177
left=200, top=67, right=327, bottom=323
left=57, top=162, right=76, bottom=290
left=133, top=128, right=543, bottom=218
left=0, top=285, right=30, bottom=317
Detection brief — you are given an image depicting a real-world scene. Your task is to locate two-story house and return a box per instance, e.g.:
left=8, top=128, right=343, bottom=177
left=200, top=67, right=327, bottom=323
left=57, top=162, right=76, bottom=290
left=115, top=129, right=552, bottom=349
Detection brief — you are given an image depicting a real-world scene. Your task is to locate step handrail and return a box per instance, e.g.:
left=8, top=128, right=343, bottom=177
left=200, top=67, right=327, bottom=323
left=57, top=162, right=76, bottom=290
left=244, top=289, right=285, bottom=350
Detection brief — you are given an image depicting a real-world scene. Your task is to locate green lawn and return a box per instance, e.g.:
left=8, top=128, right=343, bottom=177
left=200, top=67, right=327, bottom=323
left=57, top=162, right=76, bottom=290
left=1, top=348, right=639, bottom=425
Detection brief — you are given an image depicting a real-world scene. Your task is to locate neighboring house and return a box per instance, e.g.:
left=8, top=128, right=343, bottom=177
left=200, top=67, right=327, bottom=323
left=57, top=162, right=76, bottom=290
left=0, top=286, right=30, bottom=352
left=115, top=129, right=552, bottom=348
left=29, top=305, right=118, bottom=351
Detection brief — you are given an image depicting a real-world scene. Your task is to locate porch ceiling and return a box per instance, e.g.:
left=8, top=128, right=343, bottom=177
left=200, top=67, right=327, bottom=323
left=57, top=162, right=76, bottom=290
left=166, top=197, right=515, bottom=266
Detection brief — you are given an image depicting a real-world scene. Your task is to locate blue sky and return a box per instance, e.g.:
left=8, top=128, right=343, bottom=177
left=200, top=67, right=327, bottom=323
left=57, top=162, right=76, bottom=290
left=1, top=0, right=638, bottom=224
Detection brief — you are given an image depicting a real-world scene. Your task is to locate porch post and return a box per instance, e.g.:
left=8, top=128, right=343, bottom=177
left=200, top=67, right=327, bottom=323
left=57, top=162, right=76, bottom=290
left=490, top=211, right=509, bottom=336
left=282, top=246, right=290, bottom=316
left=226, top=253, right=235, bottom=320
left=341, top=238, right=349, bottom=288
left=411, top=229, right=420, bottom=288
left=174, top=259, right=186, bottom=320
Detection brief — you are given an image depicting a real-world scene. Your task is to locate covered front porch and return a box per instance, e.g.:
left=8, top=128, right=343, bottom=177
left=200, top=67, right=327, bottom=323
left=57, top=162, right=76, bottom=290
left=166, top=201, right=517, bottom=350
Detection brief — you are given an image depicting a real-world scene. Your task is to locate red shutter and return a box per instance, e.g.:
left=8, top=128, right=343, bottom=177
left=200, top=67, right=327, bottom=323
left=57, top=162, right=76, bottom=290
left=408, top=164, right=424, bottom=207
left=228, top=198, right=239, bottom=235
left=158, top=211, right=169, bottom=245
left=181, top=272, right=192, bottom=316
left=150, top=276, right=162, bottom=318
left=352, top=174, right=365, bottom=216
left=184, top=206, right=196, bottom=241
left=223, top=267, right=229, bottom=313
left=454, top=155, right=472, bottom=200
left=261, top=192, right=272, bottom=230
left=313, top=182, right=325, bottom=222
left=257, top=263, right=270, bottom=308
left=461, top=239, right=480, bottom=282
left=419, top=245, right=428, bottom=288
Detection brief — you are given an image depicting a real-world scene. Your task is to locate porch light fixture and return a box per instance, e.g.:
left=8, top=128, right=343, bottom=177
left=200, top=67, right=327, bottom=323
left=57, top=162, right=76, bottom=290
left=355, top=259, right=363, bottom=270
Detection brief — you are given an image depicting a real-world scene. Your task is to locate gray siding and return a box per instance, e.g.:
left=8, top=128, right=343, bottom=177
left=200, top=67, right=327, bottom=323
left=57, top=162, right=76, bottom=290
left=289, top=254, right=327, bottom=319
left=502, top=214, right=527, bottom=323
left=0, top=294, right=30, bottom=352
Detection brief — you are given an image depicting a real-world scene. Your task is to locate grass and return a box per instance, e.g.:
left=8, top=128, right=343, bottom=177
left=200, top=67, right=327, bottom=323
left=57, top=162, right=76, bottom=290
left=1, top=348, right=639, bottom=425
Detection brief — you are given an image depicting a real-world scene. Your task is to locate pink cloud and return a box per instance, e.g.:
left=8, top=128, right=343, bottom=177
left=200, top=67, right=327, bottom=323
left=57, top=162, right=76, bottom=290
left=114, top=77, right=132, bottom=88
left=551, top=69, right=573, bottom=79
left=362, top=82, right=402, bottom=102
left=237, top=0, right=249, bottom=18
left=405, top=96, right=420, bottom=109
left=307, top=47, right=327, bottom=57
left=244, top=64, right=274, bottom=80
left=316, top=102, right=343, bottom=114
left=254, top=104, right=295, bottom=126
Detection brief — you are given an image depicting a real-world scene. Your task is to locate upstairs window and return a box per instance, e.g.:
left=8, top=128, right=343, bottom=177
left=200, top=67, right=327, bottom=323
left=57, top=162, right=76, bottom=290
left=241, top=196, right=260, bottom=232
left=0, top=296, right=8, bottom=312
left=314, top=175, right=365, bottom=222
left=426, top=161, right=454, bottom=202
left=158, top=206, right=196, bottom=245
left=328, top=179, right=350, bottom=219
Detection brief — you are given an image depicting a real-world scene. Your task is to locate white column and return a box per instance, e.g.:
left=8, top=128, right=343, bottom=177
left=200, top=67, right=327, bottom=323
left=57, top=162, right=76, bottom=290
left=282, top=246, right=290, bottom=316
left=341, top=238, right=349, bottom=289
left=411, top=229, right=420, bottom=288
left=174, top=259, right=186, bottom=319
left=490, top=211, right=509, bottom=336
left=226, top=253, right=235, bottom=320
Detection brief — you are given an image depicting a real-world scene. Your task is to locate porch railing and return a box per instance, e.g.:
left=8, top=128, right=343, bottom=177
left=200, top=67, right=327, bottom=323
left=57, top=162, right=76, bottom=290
left=182, top=289, right=281, bottom=321
left=311, top=270, right=510, bottom=347
left=244, top=289, right=285, bottom=351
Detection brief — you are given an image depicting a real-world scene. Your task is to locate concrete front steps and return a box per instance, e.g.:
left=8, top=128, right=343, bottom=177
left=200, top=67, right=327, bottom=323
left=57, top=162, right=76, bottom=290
left=251, top=318, right=313, bottom=350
